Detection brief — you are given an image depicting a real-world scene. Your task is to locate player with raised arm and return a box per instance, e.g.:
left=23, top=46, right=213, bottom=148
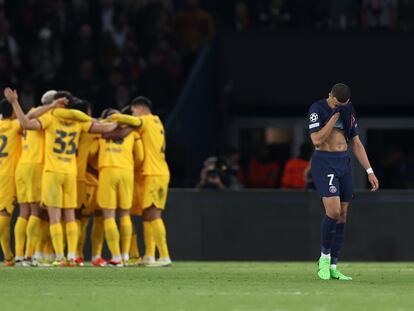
left=13, top=90, right=63, bottom=266
left=308, top=83, right=379, bottom=280
left=0, top=98, right=21, bottom=266
left=111, top=96, right=171, bottom=267
left=4, top=88, right=118, bottom=267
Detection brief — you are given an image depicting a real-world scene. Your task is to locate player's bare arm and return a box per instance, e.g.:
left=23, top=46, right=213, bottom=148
left=310, top=112, right=340, bottom=148
left=349, top=135, right=379, bottom=191
left=26, top=99, right=67, bottom=120
left=102, top=126, right=133, bottom=140
left=89, top=121, right=119, bottom=133
left=4, top=88, right=42, bottom=130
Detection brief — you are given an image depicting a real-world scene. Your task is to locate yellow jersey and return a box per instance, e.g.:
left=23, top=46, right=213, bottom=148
left=98, top=131, right=141, bottom=171
left=77, top=132, right=100, bottom=181
left=138, top=114, right=169, bottom=176
left=38, top=112, right=92, bottom=175
left=18, top=130, right=44, bottom=165
left=0, top=119, right=21, bottom=176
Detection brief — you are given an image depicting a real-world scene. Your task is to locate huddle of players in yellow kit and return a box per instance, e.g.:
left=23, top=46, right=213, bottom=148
left=0, top=87, right=171, bottom=267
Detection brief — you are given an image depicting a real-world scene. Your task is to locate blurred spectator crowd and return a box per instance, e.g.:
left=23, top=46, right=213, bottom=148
left=197, top=143, right=313, bottom=190
left=229, top=0, right=414, bottom=32
left=0, top=0, right=215, bottom=116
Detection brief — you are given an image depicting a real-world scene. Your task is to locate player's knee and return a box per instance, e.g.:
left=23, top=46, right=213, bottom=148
left=143, top=205, right=161, bottom=221
left=326, top=208, right=341, bottom=220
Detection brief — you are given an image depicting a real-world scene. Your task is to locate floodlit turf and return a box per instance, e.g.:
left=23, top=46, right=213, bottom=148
left=0, top=262, right=413, bottom=311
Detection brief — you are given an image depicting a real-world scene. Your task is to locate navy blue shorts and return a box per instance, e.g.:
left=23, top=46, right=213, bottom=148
left=310, top=150, right=353, bottom=202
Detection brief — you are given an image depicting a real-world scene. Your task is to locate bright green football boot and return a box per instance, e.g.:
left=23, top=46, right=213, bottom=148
left=330, top=268, right=353, bottom=280
left=317, top=257, right=331, bottom=280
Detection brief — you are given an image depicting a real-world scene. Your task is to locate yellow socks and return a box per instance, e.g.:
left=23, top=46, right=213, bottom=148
left=150, top=219, right=170, bottom=259
left=25, top=216, right=41, bottom=258
left=65, top=221, right=79, bottom=260
left=91, top=216, right=104, bottom=260
left=77, top=217, right=89, bottom=258
left=130, top=230, right=140, bottom=259
left=35, top=220, right=49, bottom=260
left=120, top=216, right=132, bottom=261
left=14, top=217, right=28, bottom=260
left=49, top=223, right=64, bottom=260
left=104, top=218, right=121, bottom=261
left=143, top=221, right=156, bottom=257
left=0, top=216, right=13, bottom=260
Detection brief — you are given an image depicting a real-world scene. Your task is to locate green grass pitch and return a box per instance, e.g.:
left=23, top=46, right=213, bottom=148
left=0, top=262, right=413, bottom=311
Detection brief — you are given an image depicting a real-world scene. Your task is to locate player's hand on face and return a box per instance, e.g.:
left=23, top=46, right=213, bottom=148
left=4, top=88, right=18, bottom=103
left=368, top=173, right=379, bottom=192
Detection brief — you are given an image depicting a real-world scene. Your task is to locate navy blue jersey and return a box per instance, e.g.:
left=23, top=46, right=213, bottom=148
left=308, top=99, right=359, bottom=139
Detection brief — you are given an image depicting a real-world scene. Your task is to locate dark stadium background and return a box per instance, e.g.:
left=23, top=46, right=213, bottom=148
left=2, top=0, right=414, bottom=261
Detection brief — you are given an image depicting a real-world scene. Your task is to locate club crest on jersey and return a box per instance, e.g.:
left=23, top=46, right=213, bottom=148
left=329, top=185, right=337, bottom=194
left=310, top=113, right=318, bottom=122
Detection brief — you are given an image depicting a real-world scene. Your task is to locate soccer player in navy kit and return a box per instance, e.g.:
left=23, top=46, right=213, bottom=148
left=308, top=83, right=379, bottom=280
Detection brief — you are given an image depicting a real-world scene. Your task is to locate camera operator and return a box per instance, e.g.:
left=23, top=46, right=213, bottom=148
left=197, top=157, right=230, bottom=190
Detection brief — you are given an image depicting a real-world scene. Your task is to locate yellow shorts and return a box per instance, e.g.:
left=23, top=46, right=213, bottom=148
left=42, top=171, right=77, bottom=209
left=131, top=177, right=143, bottom=216
left=15, top=163, right=43, bottom=203
left=140, top=175, right=170, bottom=210
left=97, top=167, right=133, bottom=210
left=0, top=175, right=16, bottom=214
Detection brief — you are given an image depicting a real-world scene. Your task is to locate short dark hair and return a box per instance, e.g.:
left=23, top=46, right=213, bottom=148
left=130, top=96, right=152, bottom=109
left=70, top=99, right=91, bottom=114
left=331, top=83, right=351, bottom=103
left=54, top=90, right=77, bottom=106
left=0, top=98, right=13, bottom=118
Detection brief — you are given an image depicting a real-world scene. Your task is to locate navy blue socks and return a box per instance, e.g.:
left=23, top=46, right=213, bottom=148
left=331, top=223, right=346, bottom=265
left=320, top=215, right=337, bottom=255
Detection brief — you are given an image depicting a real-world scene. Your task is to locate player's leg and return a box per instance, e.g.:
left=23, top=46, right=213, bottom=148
left=329, top=202, right=352, bottom=280
left=98, top=168, right=122, bottom=266
left=14, top=164, right=29, bottom=265
left=21, top=163, right=43, bottom=265
left=118, top=170, right=134, bottom=264
left=135, top=178, right=156, bottom=264
left=34, top=209, right=51, bottom=265
left=24, top=202, right=42, bottom=265
left=318, top=196, right=341, bottom=279
left=330, top=166, right=353, bottom=280
left=143, top=206, right=171, bottom=267
left=14, top=203, right=30, bottom=265
left=63, top=208, right=78, bottom=266
left=0, top=176, right=17, bottom=265
left=91, top=209, right=105, bottom=266
left=311, top=154, right=342, bottom=279
left=47, top=206, right=65, bottom=266
left=62, top=173, right=80, bottom=266
left=0, top=209, right=13, bottom=265
left=43, top=172, right=65, bottom=266
left=75, top=180, right=86, bottom=263
left=128, top=223, right=142, bottom=265
left=102, top=208, right=122, bottom=266
left=143, top=218, right=156, bottom=264
left=76, top=215, right=89, bottom=266
left=119, top=209, right=132, bottom=264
